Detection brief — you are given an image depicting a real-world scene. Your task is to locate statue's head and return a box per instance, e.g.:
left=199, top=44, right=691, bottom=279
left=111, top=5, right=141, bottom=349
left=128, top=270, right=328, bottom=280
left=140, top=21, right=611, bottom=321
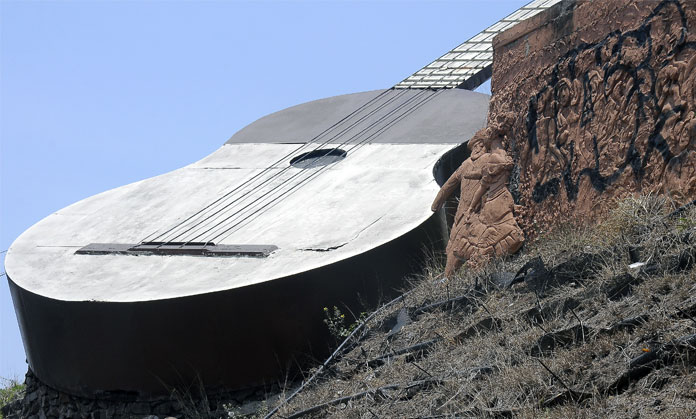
left=587, top=70, right=602, bottom=102
left=468, top=130, right=487, bottom=160
left=607, top=69, right=630, bottom=102
left=556, top=78, right=573, bottom=108
left=496, top=111, right=515, bottom=131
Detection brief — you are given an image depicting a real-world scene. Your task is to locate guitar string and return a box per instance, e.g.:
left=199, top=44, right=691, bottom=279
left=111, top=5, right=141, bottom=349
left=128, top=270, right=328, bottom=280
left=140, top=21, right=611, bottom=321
left=152, top=76, right=458, bottom=247
left=208, top=79, right=465, bottom=243
left=143, top=89, right=393, bottom=244
left=153, top=89, right=408, bottom=244
left=187, top=90, right=436, bottom=244
left=209, top=89, right=444, bottom=244
left=182, top=83, right=455, bottom=244
left=153, top=89, right=409, bottom=244
left=183, top=90, right=431, bottom=244
left=176, top=89, right=434, bottom=244
left=207, top=89, right=440, bottom=244
left=143, top=88, right=398, bottom=244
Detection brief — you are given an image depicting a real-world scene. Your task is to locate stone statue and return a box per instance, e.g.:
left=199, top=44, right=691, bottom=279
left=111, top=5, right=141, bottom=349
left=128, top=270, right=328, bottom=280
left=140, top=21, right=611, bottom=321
left=432, top=114, right=525, bottom=276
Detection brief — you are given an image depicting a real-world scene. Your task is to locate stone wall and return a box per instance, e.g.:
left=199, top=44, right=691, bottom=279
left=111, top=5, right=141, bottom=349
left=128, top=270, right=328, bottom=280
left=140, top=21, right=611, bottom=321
left=0, top=369, right=276, bottom=419
left=490, top=0, right=696, bottom=238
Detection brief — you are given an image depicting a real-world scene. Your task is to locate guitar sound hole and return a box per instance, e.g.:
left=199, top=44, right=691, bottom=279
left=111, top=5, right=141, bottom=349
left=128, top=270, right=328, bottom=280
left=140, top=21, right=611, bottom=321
left=290, top=148, right=346, bottom=169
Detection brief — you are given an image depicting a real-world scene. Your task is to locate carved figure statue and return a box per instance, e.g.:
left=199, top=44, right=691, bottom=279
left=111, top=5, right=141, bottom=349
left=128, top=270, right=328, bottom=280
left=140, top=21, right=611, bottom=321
left=677, top=56, right=696, bottom=150
left=555, top=77, right=581, bottom=164
left=432, top=115, right=525, bottom=276
left=657, top=63, right=684, bottom=124
left=605, top=70, right=632, bottom=132
left=581, top=70, right=605, bottom=152
left=657, top=56, right=696, bottom=151
left=536, top=87, right=556, bottom=158
left=431, top=132, right=486, bottom=275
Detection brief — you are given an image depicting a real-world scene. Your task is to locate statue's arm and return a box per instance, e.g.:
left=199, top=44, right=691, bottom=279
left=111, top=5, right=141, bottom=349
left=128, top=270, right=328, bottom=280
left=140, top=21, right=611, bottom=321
left=657, top=68, right=670, bottom=108
left=679, top=56, right=696, bottom=85
left=461, top=169, right=482, bottom=180
left=571, top=79, right=582, bottom=106
left=431, top=170, right=460, bottom=212
left=470, top=153, right=513, bottom=213
left=469, top=183, right=486, bottom=213
left=486, top=152, right=514, bottom=176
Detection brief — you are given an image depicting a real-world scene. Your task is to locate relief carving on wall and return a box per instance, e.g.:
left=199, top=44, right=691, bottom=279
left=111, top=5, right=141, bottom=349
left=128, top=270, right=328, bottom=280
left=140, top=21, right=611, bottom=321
left=525, top=0, right=696, bottom=209
left=433, top=0, right=696, bottom=273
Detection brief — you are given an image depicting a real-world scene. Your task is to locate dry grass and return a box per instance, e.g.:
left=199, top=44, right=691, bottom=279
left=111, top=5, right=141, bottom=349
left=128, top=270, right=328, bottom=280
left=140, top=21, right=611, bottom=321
left=260, top=196, right=696, bottom=418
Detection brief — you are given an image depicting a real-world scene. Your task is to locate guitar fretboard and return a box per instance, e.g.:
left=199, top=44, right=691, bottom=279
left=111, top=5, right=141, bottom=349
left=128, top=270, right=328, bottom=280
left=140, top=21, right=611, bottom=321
left=394, top=0, right=561, bottom=90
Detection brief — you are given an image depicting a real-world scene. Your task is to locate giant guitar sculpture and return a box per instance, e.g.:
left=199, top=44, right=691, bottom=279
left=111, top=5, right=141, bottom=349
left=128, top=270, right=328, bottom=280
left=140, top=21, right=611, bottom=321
left=5, top=0, right=559, bottom=397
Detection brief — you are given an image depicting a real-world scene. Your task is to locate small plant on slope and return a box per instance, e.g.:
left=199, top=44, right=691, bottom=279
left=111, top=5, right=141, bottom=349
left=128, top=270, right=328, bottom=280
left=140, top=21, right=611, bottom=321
left=0, top=377, right=25, bottom=419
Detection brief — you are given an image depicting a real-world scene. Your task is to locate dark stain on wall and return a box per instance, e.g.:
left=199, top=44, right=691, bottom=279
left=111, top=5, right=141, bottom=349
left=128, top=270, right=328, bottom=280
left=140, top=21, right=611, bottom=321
left=525, top=0, right=695, bottom=203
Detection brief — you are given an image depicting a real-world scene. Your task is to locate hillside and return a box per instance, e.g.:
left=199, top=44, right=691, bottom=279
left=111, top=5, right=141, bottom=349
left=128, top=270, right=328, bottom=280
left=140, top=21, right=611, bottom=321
left=2, top=195, right=695, bottom=418
left=260, top=195, right=696, bottom=418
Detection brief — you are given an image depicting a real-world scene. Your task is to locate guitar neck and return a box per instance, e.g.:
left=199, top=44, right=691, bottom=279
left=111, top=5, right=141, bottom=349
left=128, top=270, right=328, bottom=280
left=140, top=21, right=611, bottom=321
left=395, top=0, right=561, bottom=90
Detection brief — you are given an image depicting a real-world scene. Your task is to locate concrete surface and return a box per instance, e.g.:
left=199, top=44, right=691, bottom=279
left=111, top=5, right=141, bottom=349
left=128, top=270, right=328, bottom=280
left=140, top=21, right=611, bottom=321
left=5, top=88, right=489, bottom=396
left=227, top=88, right=489, bottom=145
left=7, top=89, right=489, bottom=303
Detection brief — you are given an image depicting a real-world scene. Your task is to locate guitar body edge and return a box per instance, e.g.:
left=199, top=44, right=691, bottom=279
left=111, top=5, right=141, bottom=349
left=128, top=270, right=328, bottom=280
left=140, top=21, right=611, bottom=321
left=8, top=211, right=448, bottom=398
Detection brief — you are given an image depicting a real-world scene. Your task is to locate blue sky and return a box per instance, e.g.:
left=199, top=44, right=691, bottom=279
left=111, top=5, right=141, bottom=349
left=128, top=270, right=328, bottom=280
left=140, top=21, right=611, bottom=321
left=0, top=0, right=526, bottom=380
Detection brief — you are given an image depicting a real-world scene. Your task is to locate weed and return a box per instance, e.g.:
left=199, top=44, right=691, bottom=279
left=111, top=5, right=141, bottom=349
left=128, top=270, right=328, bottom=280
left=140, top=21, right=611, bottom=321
left=322, top=306, right=368, bottom=340
left=0, top=377, right=24, bottom=419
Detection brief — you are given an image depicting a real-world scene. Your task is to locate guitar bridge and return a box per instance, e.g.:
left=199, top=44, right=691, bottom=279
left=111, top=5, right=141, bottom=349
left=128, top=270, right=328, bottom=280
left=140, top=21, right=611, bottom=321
left=75, top=242, right=277, bottom=257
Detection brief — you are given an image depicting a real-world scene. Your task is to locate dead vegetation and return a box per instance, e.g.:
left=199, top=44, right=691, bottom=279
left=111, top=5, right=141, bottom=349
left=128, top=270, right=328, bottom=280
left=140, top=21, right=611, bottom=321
left=5, top=196, right=693, bottom=419
left=263, top=195, right=696, bottom=418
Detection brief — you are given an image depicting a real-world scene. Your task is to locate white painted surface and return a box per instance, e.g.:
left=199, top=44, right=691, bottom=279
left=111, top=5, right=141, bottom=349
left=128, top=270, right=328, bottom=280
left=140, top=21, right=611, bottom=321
left=6, top=142, right=457, bottom=302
